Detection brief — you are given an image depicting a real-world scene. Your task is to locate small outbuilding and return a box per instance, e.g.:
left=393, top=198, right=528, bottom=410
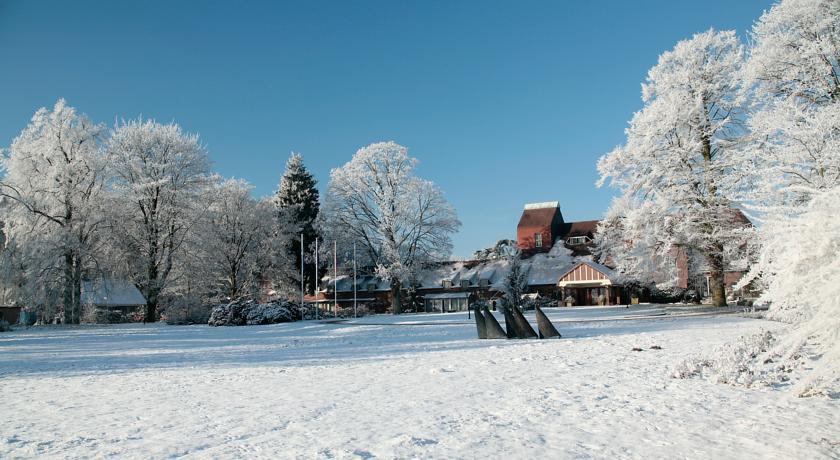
left=0, top=306, right=22, bottom=324
left=81, top=279, right=147, bottom=321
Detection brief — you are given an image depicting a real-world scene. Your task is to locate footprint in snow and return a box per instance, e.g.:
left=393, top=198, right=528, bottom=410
left=430, top=367, right=455, bottom=374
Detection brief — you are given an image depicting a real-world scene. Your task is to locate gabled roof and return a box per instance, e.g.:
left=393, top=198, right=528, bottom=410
left=558, top=260, right=619, bottom=284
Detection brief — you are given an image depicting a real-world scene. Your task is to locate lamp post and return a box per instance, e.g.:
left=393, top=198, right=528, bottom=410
left=300, top=234, right=304, bottom=314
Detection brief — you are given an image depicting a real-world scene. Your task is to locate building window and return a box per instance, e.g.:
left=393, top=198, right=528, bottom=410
left=442, top=280, right=452, bottom=289
left=567, top=236, right=589, bottom=245
left=460, top=279, right=469, bottom=289
left=535, top=233, right=543, bottom=248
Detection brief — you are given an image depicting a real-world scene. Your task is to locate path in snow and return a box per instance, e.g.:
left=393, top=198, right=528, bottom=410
left=1, top=309, right=838, bottom=459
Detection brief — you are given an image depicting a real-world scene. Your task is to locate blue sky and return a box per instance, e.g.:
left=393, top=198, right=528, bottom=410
left=0, top=0, right=769, bottom=257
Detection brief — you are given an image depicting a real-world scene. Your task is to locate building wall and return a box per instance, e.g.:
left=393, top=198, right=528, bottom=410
left=517, top=224, right=553, bottom=252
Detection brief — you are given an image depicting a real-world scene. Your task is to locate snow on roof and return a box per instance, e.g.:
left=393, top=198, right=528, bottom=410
left=524, top=251, right=576, bottom=286
left=81, top=279, right=146, bottom=307
left=418, top=262, right=464, bottom=288
left=524, top=201, right=560, bottom=210
left=327, top=274, right=391, bottom=292
left=423, top=292, right=471, bottom=300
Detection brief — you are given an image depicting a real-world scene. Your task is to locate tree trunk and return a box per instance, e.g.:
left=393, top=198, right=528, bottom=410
left=391, top=279, right=402, bottom=315
left=706, top=250, right=727, bottom=307
left=72, top=257, right=82, bottom=324
left=62, top=251, right=74, bottom=325
left=146, top=262, right=159, bottom=322
left=146, top=291, right=159, bottom=322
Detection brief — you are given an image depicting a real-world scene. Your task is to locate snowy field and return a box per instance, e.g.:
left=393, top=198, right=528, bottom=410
left=1, top=307, right=838, bottom=459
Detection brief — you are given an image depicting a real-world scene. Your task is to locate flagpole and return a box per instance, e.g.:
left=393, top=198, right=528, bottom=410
left=314, top=238, right=319, bottom=321
left=353, top=241, right=357, bottom=319
left=333, top=241, right=338, bottom=318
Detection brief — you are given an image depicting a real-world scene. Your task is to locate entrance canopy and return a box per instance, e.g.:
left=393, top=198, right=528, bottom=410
left=557, top=261, right=621, bottom=288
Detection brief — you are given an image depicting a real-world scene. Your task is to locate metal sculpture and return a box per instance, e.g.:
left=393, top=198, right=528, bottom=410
left=482, top=306, right=507, bottom=339
left=502, top=306, right=518, bottom=339
left=535, top=306, right=561, bottom=339
left=474, top=306, right=488, bottom=339
left=511, top=306, right=538, bottom=339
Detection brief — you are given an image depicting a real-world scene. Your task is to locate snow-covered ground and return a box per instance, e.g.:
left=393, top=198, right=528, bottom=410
left=1, top=308, right=838, bottom=459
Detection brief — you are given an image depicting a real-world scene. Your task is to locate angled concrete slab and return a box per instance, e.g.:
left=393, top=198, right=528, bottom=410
left=502, top=306, right=518, bottom=339
left=535, top=306, right=561, bottom=339
left=482, top=306, right=507, bottom=339
left=474, top=306, right=487, bottom=339
left=512, top=306, right=538, bottom=339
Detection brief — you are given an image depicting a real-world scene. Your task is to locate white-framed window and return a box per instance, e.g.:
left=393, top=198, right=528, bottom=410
left=460, top=279, right=469, bottom=289
left=567, top=236, right=590, bottom=245
left=442, top=279, right=452, bottom=289
left=535, top=233, right=543, bottom=248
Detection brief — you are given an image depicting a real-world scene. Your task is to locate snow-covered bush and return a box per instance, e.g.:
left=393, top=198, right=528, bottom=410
left=208, top=299, right=304, bottom=326
left=672, top=330, right=776, bottom=387
left=0, top=319, right=11, bottom=332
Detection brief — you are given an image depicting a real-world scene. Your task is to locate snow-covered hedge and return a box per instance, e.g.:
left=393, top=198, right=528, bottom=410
left=208, top=299, right=304, bottom=326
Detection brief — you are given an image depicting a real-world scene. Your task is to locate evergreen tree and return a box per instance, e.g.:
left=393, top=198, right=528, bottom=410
left=275, top=153, right=321, bottom=295
left=503, top=252, right=528, bottom=310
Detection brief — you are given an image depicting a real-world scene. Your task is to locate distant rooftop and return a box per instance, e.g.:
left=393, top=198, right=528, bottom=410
left=524, top=201, right=559, bottom=210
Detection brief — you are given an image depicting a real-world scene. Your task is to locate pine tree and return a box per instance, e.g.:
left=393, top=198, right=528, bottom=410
left=275, top=153, right=321, bottom=295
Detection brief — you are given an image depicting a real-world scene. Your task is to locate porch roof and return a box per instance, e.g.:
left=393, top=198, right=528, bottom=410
left=558, top=260, right=621, bottom=287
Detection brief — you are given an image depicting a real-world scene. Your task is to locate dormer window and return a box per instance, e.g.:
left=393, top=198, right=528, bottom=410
left=567, top=236, right=590, bottom=245
left=535, top=233, right=543, bottom=248
left=460, top=279, right=469, bottom=289
left=479, top=279, right=490, bottom=288
left=442, top=280, right=452, bottom=289
left=367, top=283, right=376, bottom=292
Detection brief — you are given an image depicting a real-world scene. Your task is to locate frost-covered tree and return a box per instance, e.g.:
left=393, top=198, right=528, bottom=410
left=739, top=0, right=840, bottom=209
left=322, top=141, right=460, bottom=314
left=597, top=29, right=748, bottom=306
left=105, top=119, right=211, bottom=321
left=0, top=100, right=106, bottom=323
left=722, top=0, right=840, bottom=395
left=201, top=177, right=296, bottom=301
left=274, top=153, right=321, bottom=294
left=753, top=186, right=840, bottom=395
